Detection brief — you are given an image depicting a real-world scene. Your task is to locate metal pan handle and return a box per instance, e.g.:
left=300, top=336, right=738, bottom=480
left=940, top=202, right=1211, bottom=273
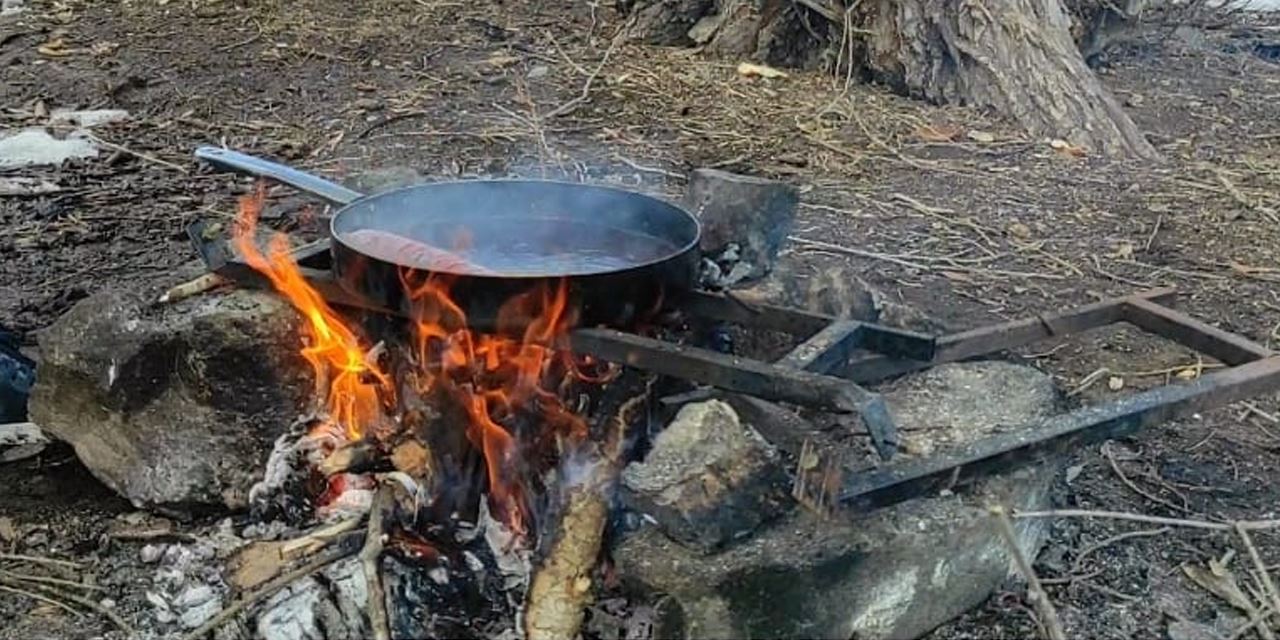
left=194, top=146, right=365, bottom=206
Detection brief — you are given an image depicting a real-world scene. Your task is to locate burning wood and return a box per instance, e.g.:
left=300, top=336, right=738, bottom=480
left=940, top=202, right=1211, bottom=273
left=524, top=387, right=650, bottom=640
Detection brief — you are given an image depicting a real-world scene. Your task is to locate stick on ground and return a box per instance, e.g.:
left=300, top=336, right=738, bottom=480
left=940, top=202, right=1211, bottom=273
left=180, top=546, right=357, bottom=640
left=990, top=505, right=1067, bottom=640
left=362, top=484, right=393, bottom=640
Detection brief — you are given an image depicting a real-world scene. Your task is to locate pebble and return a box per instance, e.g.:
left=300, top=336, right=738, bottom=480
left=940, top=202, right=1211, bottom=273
left=140, top=544, right=165, bottom=564
left=176, top=584, right=222, bottom=629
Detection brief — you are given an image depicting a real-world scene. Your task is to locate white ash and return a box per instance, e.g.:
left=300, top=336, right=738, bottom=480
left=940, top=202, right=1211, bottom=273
left=143, top=522, right=247, bottom=633
left=254, top=558, right=369, bottom=640
left=479, top=500, right=531, bottom=595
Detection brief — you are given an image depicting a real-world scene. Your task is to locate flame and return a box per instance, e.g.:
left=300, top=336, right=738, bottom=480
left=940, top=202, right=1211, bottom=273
left=233, top=184, right=392, bottom=440
left=233, top=182, right=601, bottom=536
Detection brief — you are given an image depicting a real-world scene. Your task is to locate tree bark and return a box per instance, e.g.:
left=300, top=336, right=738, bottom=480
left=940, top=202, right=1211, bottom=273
left=620, top=0, right=1160, bottom=160
left=859, top=0, right=1157, bottom=159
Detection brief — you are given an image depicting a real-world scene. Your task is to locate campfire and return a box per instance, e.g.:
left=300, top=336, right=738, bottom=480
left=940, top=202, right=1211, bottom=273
left=229, top=184, right=647, bottom=639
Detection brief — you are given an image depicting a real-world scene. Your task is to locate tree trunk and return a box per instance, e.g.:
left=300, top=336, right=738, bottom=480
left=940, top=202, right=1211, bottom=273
left=619, top=0, right=1159, bottom=160
left=858, top=0, right=1157, bottom=159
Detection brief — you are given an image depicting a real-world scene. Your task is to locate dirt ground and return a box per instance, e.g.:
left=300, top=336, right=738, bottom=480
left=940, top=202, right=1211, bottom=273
left=2, top=1, right=1279, bottom=638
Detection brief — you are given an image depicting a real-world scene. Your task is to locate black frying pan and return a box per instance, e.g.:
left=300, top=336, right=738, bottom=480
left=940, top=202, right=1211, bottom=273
left=194, top=147, right=701, bottom=329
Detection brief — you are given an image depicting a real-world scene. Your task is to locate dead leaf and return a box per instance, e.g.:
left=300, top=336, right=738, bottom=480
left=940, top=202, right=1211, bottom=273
left=915, top=123, right=964, bottom=143
left=1007, top=222, right=1032, bottom=240
left=1050, top=138, right=1088, bottom=158
left=0, top=517, right=17, bottom=543
left=37, top=38, right=74, bottom=57
left=1107, top=376, right=1125, bottom=391
left=1175, top=367, right=1200, bottom=380
left=485, top=52, right=520, bottom=68
left=1182, top=562, right=1257, bottom=613
left=736, top=62, right=787, bottom=79
left=966, top=130, right=995, bottom=143
left=1110, top=241, right=1135, bottom=260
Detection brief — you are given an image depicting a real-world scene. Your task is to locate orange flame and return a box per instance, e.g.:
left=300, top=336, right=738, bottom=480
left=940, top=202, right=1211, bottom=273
left=233, top=183, right=597, bottom=536
left=233, top=184, right=392, bottom=440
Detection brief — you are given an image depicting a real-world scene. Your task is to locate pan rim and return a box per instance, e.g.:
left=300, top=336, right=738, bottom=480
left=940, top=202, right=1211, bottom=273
left=327, top=177, right=702, bottom=279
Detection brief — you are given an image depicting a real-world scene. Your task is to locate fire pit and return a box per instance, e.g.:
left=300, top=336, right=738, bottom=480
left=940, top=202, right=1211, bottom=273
left=27, top=149, right=1280, bottom=640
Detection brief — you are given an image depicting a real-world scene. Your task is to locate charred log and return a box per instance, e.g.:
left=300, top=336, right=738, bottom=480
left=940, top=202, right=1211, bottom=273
left=523, top=387, right=651, bottom=640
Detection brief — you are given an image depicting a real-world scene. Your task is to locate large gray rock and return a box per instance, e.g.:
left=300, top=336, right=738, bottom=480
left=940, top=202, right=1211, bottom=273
left=616, top=361, right=1065, bottom=640
left=621, top=400, right=791, bottom=552
left=29, top=285, right=308, bottom=513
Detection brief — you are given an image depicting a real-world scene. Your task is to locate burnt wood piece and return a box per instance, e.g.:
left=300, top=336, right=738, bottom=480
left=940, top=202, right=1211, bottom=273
left=569, top=328, right=901, bottom=460
left=843, top=288, right=1179, bottom=383
left=842, top=355, right=1280, bottom=510
left=1120, top=298, right=1273, bottom=366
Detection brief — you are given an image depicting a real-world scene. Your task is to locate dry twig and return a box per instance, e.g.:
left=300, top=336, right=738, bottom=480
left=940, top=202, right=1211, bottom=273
left=180, top=546, right=357, bottom=640
left=363, top=484, right=394, bottom=640
left=989, top=505, right=1067, bottom=640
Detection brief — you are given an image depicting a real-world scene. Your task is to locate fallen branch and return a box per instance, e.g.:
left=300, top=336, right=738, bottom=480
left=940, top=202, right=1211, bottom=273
left=523, top=385, right=650, bottom=640
left=180, top=546, right=357, bottom=640
left=989, top=505, right=1066, bottom=640
left=1236, top=523, right=1280, bottom=627
left=158, top=273, right=228, bottom=304
left=362, top=484, right=394, bottom=640
left=1014, top=509, right=1280, bottom=532
left=0, top=574, right=135, bottom=635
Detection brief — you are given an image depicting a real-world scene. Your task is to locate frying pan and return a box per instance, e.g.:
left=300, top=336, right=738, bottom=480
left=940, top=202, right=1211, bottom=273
left=194, top=147, right=701, bottom=329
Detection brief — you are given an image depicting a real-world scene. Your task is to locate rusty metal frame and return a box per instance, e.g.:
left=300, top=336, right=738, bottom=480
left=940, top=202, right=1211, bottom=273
left=839, top=289, right=1280, bottom=511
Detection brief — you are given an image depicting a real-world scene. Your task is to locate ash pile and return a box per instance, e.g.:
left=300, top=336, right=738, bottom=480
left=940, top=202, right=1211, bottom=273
left=22, top=167, right=1068, bottom=640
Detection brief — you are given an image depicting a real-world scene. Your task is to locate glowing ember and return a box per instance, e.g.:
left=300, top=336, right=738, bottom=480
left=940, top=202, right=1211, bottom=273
left=233, top=184, right=602, bottom=536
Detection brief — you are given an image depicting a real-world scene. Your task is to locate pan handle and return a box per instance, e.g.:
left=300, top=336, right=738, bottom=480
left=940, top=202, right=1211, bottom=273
left=194, top=146, right=365, bottom=206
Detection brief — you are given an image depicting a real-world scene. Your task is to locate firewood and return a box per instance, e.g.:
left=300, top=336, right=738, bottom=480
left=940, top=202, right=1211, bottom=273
left=157, top=273, right=228, bottom=304
left=319, top=439, right=381, bottom=476
left=523, top=386, right=650, bottom=640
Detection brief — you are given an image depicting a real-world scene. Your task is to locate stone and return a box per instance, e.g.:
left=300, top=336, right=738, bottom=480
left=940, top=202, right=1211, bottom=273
left=0, top=129, right=98, bottom=168
left=175, top=584, right=221, bottom=629
left=1, top=0, right=25, bottom=16
left=733, top=263, right=946, bottom=333
left=29, top=282, right=308, bottom=512
left=621, top=400, right=790, bottom=552
left=615, top=361, right=1065, bottom=640
left=685, top=169, right=798, bottom=284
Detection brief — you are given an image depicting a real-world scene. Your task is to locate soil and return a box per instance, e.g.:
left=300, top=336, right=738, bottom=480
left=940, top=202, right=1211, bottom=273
left=1, top=1, right=1279, bottom=638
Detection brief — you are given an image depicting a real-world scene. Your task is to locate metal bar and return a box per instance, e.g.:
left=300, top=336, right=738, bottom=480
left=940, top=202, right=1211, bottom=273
left=1121, top=298, right=1273, bottom=366
left=677, top=291, right=831, bottom=336
left=842, top=288, right=1180, bottom=383
left=855, top=324, right=937, bottom=362
left=776, top=321, right=864, bottom=373
left=570, top=327, right=901, bottom=459
left=841, top=355, right=1280, bottom=511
